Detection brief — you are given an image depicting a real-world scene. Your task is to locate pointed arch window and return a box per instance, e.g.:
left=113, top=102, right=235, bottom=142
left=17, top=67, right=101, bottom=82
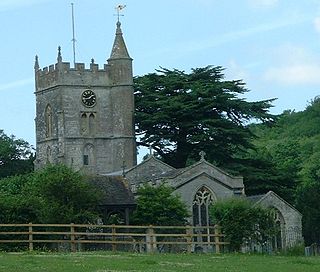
left=272, top=208, right=286, bottom=250
left=192, top=186, right=215, bottom=227
left=45, top=104, right=53, bottom=138
left=80, top=112, right=96, bottom=136
left=89, top=113, right=95, bottom=135
left=80, top=113, right=88, bottom=135
left=83, top=144, right=94, bottom=166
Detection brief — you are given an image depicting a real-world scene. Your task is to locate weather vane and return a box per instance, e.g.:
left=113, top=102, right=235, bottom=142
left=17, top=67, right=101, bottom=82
left=115, top=4, right=126, bottom=22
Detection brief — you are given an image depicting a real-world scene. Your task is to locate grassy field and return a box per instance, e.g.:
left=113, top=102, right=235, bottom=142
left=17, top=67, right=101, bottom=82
left=0, top=252, right=319, bottom=272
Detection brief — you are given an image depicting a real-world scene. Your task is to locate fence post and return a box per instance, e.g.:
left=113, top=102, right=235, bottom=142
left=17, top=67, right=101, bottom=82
left=28, top=223, right=33, bottom=252
left=146, top=225, right=156, bottom=253
left=186, top=226, right=193, bottom=253
left=214, top=225, right=221, bottom=254
left=112, top=224, right=116, bottom=252
left=70, top=223, right=76, bottom=252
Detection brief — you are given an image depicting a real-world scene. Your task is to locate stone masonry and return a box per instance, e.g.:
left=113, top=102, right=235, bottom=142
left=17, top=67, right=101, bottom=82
left=34, top=22, right=136, bottom=175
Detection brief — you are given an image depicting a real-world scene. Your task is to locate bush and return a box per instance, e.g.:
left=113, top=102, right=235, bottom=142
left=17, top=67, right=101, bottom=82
left=0, top=164, right=102, bottom=224
left=132, top=184, right=189, bottom=226
left=210, top=197, right=276, bottom=251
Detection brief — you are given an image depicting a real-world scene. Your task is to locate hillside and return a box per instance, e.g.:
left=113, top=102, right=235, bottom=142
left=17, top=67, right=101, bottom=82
left=248, top=97, right=320, bottom=244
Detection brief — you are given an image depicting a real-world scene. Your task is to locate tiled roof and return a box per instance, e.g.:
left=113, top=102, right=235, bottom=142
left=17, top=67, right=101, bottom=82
left=89, top=176, right=135, bottom=206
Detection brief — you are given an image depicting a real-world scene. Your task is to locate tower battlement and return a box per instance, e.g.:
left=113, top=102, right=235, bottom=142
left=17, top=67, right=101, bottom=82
left=34, top=21, right=136, bottom=175
left=35, top=55, right=112, bottom=92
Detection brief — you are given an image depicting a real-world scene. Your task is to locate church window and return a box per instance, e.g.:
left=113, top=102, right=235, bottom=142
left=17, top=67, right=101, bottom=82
left=80, top=113, right=88, bottom=135
left=80, top=112, right=96, bottom=136
left=271, top=208, right=285, bottom=250
left=45, top=104, right=53, bottom=138
left=89, top=113, right=95, bottom=135
left=83, top=144, right=94, bottom=166
left=83, top=155, right=89, bottom=165
left=192, top=186, right=215, bottom=227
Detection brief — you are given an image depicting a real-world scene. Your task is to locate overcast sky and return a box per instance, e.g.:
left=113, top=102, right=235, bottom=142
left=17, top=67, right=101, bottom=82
left=1, top=0, right=320, bottom=147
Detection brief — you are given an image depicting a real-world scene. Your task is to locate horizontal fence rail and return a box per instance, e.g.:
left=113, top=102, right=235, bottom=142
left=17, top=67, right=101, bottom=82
left=0, top=223, right=229, bottom=253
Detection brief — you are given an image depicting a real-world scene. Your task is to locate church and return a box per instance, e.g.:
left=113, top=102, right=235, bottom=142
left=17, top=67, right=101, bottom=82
left=33, top=19, right=303, bottom=250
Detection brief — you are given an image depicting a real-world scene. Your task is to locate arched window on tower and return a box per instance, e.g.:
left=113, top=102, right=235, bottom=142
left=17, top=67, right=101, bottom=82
left=45, top=104, right=53, bottom=138
left=80, top=113, right=88, bottom=135
left=83, top=144, right=94, bottom=166
left=192, top=186, right=215, bottom=227
left=89, top=113, right=95, bottom=135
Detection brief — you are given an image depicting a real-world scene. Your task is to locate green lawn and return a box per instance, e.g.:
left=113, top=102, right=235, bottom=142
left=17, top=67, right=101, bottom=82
left=0, top=252, right=319, bottom=272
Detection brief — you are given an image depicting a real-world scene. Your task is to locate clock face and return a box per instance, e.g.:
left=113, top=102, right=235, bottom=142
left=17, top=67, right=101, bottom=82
left=81, top=90, right=96, bottom=107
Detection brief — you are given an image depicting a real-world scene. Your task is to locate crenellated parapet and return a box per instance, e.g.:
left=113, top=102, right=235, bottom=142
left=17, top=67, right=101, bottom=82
left=35, top=51, right=112, bottom=92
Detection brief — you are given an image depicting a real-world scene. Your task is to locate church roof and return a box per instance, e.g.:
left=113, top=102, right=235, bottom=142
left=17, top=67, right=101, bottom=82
left=126, top=155, right=175, bottom=174
left=109, top=21, right=131, bottom=60
left=165, top=159, right=244, bottom=190
left=89, top=176, right=135, bottom=206
left=170, top=159, right=243, bottom=181
left=247, top=191, right=302, bottom=216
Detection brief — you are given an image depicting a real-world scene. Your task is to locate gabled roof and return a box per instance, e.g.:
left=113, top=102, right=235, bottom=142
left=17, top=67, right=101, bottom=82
left=125, top=155, right=175, bottom=176
left=167, top=159, right=244, bottom=190
left=249, top=191, right=302, bottom=216
left=169, top=158, right=243, bottom=180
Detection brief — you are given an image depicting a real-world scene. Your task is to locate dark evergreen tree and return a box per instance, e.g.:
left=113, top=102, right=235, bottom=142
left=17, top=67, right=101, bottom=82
left=134, top=66, right=275, bottom=168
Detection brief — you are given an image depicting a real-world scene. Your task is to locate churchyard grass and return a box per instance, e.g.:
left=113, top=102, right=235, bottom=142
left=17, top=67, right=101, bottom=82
left=0, top=252, right=319, bottom=272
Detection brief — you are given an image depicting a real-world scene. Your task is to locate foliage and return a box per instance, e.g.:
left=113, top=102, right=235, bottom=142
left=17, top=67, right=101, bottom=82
left=0, top=130, right=34, bottom=178
left=281, top=243, right=305, bottom=256
left=247, top=98, right=320, bottom=243
left=234, top=142, right=299, bottom=203
left=132, top=184, right=189, bottom=226
left=0, top=164, right=101, bottom=224
left=296, top=181, right=320, bottom=245
left=32, top=164, right=102, bottom=223
left=209, top=198, right=276, bottom=251
left=134, top=66, right=276, bottom=168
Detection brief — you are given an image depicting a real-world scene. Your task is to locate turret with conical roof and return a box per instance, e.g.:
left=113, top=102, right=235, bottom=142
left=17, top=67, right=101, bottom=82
left=107, top=21, right=133, bottom=85
left=109, top=21, right=131, bottom=59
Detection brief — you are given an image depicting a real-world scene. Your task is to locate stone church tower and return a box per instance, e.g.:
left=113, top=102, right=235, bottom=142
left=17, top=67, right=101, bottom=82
left=34, top=21, right=136, bottom=175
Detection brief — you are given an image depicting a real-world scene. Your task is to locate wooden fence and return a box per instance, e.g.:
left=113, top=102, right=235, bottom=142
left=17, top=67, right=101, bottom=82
left=0, top=223, right=229, bottom=253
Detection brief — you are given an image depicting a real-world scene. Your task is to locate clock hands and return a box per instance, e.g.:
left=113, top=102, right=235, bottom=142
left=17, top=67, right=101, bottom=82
left=82, top=90, right=96, bottom=107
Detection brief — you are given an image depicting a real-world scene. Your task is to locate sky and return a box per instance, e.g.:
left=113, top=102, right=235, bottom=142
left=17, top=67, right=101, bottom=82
left=1, top=0, right=320, bottom=148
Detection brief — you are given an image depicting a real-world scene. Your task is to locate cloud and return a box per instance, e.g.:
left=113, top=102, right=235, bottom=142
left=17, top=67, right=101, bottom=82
left=247, top=0, right=279, bottom=9
left=314, top=17, right=320, bottom=33
left=0, top=78, right=34, bottom=91
left=262, top=44, right=320, bottom=85
left=226, top=60, right=250, bottom=81
left=263, top=64, right=320, bottom=85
